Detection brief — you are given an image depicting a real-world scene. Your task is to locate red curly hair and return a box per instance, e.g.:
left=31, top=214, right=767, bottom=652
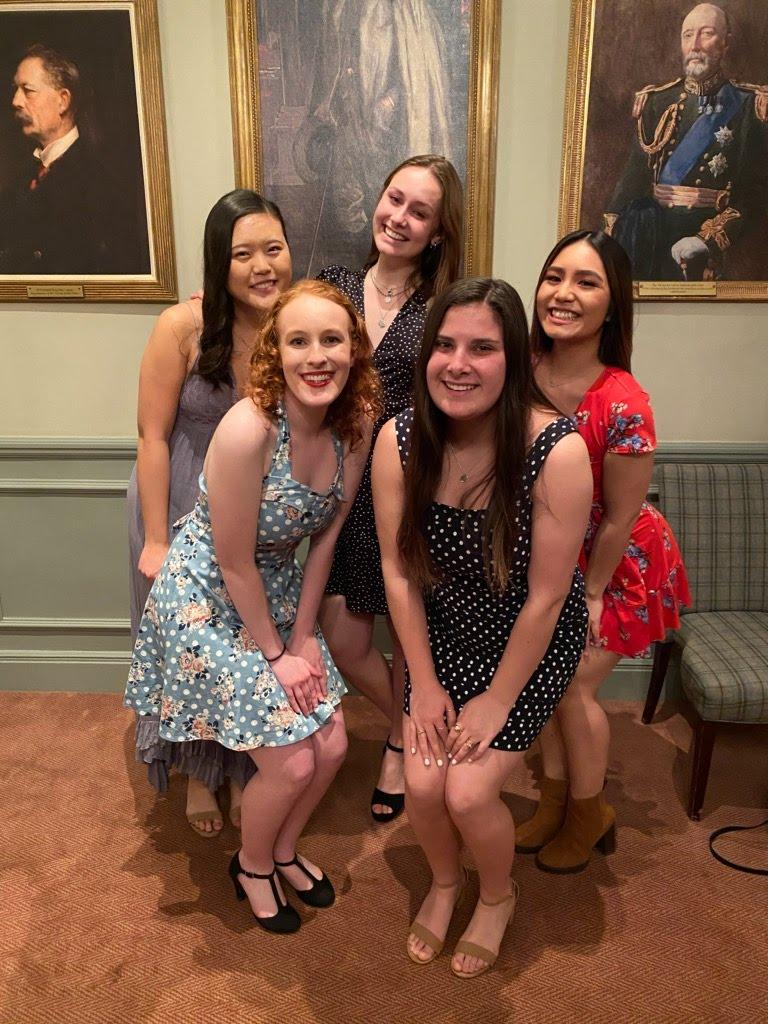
left=248, top=279, right=382, bottom=449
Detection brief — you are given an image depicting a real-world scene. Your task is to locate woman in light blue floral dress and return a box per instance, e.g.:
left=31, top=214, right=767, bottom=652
left=125, top=279, right=380, bottom=932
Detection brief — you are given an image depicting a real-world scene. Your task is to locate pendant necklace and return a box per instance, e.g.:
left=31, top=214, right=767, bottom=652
left=448, top=442, right=471, bottom=483
left=370, top=267, right=408, bottom=328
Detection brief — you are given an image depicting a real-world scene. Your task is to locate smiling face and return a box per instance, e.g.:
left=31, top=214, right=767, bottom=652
left=227, top=213, right=292, bottom=318
left=372, top=165, right=443, bottom=264
left=276, top=293, right=353, bottom=410
left=535, top=240, right=611, bottom=349
left=12, top=57, right=72, bottom=147
left=681, top=3, right=729, bottom=79
left=426, top=302, right=506, bottom=422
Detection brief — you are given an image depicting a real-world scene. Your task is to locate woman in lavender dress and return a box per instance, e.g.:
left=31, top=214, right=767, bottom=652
left=127, top=189, right=292, bottom=835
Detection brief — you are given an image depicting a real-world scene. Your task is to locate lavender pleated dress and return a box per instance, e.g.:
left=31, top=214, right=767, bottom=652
left=126, top=366, right=254, bottom=792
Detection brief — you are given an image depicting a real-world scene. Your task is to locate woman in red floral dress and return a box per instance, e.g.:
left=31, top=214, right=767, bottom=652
left=519, top=229, right=691, bottom=872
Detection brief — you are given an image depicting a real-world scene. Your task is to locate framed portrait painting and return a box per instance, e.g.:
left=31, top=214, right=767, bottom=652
left=0, top=0, right=176, bottom=302
left=226, top=0, right=500, bottom=278
left=559, top=0, right=768, bottom=300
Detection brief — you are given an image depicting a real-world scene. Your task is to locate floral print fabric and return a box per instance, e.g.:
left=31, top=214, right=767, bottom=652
left=124, top=409, right=347, bottom=749
left=575, top=368, right=691, bottom=658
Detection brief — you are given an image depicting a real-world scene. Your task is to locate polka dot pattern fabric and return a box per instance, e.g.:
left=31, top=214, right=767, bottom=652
left=318, top=265, right=428, bottom=615
left=124, top=408, right=347, bottom=751
left=396, top=410, right=589, bottom=752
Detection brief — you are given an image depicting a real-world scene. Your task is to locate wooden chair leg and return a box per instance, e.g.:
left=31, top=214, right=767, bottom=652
left=688, top=714, right=717, bottom=821
left=642, top=639, right=674, bottom=724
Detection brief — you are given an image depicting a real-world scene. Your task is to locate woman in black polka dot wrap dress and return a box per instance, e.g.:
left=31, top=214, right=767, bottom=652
left=373, top=279, right=592, bottom=979
left=318, top=155, right=464, bottom=822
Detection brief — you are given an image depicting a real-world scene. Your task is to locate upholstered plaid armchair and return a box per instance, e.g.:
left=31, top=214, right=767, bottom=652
left=642, top=464, right=768, bottom=820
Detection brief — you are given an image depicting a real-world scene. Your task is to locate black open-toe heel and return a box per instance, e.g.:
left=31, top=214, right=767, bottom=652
left=370, top=738, right=405, bottom=823
left=275, top=854, right=335, bottom=908
left=228, top=852, right=301, bottom=933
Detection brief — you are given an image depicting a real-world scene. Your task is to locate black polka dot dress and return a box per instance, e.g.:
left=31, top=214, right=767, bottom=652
left=396, top=410, right=589, bottom=752
left=318, top=265, right=428, bottom=615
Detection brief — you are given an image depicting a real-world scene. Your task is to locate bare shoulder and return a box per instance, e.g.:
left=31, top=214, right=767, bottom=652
left=542, top=429, right=589, bottom=469
left=535, top=430, right=591, bottom=503
left=211, top=398, right=274, bottom=459
left=373, top=416, right=399, bottom=460
left=152, top=300, right=202, bottom=357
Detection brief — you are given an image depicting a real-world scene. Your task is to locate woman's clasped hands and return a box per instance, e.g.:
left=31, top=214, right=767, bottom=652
left=444, top=691, right=510, bottom=766
left=407, top=679, right=511, bottom=769
left=272, top=634, right=328, bottom=717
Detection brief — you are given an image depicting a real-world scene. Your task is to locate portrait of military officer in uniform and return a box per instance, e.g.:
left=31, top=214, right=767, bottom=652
left=0, top=42, right=150, bottom=277
left=564, top=0, right=768, bottom=293
left=605, top=3, right=768, bottom=281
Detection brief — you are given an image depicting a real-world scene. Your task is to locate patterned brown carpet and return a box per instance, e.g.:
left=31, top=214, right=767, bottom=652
left=1, top=692, right=766, bottom=1024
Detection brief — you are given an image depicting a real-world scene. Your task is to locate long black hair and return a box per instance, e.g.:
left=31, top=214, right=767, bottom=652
left=530, top=229, right=634, bottom=372
left=399, top=278, right=553, bottom=592
left=197, top=189, right=288, bottom=386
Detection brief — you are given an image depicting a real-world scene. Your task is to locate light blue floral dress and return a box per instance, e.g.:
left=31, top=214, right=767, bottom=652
left=124, top=408, right=347, bottom=751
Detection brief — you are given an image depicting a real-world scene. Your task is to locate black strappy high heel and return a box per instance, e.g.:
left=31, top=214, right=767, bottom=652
left=275, top=854, right=335, bottom=908
left=370, top=738, right=405, bottom=823
left=228, top=852, right=301, bottom=933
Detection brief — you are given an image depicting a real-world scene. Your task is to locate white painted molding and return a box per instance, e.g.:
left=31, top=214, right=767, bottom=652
left=0, top=617, right=130, bottom=633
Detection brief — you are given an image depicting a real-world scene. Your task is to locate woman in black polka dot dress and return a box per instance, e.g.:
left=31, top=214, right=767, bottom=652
left=372, top=279, right=592, bottom=978
left=318, top=155, right=464, bottom=822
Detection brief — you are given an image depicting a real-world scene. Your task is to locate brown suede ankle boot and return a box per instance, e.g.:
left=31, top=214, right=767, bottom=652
left=515, top=776, right=569, bottom=853
left=535, top=792, right=616, bottom=873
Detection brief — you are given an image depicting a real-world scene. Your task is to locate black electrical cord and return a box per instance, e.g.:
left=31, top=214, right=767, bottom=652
left=709, top=817, right=768, bottom=875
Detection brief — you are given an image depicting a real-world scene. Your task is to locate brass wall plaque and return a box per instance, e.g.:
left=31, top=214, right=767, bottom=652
left=637, top=282, right=717, bottom=298
left=26, top=285, right=85, bottom=298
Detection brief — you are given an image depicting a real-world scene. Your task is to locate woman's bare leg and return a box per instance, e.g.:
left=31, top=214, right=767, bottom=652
left=272, top=710, right=348, bottom=889
left=554, top=649, right=621, bottom=798
left=445, top=749, right=524, bottom=975
left=320, top=596, right=404, bottom=816
left=320, top=596, right=392, bottom=716
left=403, top=714, right=464, bottom=961
left=236, top=740, right=315, bottom=918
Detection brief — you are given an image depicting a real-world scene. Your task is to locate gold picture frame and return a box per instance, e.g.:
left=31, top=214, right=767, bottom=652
left=559, top=0, right=768, bottom=301
left=226, top=0, right=500, bottom=278
left=0, top=0, right=176, bottom=302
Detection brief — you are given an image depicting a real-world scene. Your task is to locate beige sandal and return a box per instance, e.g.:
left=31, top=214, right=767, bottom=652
left=186, top=810, right=224, bottom=837
left=451, top=880, right=519, bottom=979
left=185, top=779, right=224, bottom=837
left=407, top=867, right=468, bottom=965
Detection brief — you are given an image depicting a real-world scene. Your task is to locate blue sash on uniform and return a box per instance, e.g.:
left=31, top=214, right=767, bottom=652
left=659, top=83, right=747, bottom=185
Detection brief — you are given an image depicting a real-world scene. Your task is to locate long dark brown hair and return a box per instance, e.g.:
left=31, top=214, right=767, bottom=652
left=363, top=154, right=463, bottom=299
left=530, top=229, right=634, bottom=372
left=398, top=278, right=553, bottom=592
left=197, top=189, right=289, bottom=386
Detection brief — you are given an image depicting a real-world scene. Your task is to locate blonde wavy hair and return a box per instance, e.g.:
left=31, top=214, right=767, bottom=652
left=248, top=279, right=382, bottom=449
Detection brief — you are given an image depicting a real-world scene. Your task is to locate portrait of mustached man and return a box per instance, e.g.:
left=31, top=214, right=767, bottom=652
left=604, top=3, right=768, bottom=282
left=0, top=42, right=150, bottom=276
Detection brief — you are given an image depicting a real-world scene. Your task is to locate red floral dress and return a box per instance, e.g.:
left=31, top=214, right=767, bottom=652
left=574, top=367, right=691, bottom=657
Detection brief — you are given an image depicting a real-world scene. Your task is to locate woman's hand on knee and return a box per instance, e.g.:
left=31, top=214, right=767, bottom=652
left=272, top=653, right=324, bottom=717
left=445, top=692, right=508, bottom=765
left=408, top=680, right=456, bottom=768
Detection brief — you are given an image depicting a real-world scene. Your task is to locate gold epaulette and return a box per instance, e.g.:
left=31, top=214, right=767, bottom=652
left=732, top=81, right=768, bottom=123
left=632, top=78, right=683, bottom=119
